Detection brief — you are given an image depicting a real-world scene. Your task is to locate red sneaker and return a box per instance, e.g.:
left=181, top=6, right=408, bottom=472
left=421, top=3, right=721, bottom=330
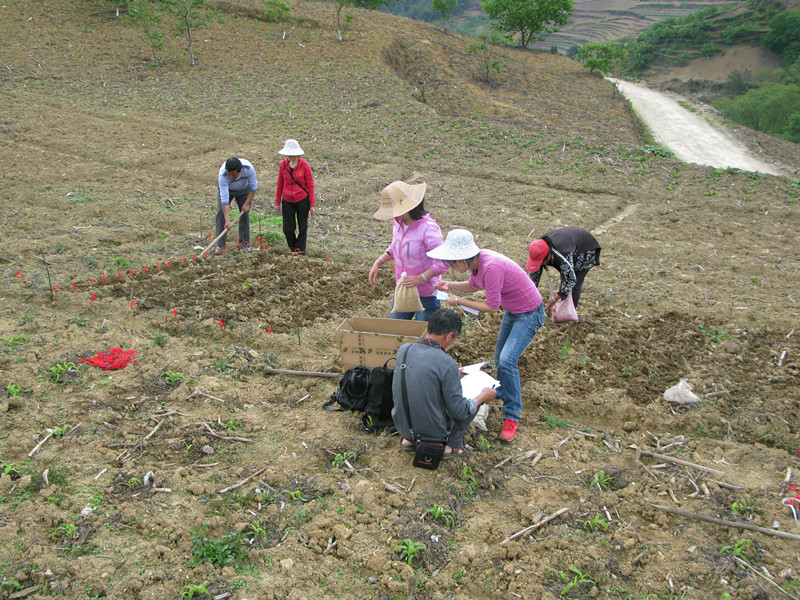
left=500, top=419, right=518, bottom=442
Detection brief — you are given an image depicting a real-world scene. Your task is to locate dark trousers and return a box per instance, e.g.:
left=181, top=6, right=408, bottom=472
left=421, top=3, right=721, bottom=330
left=281, top=197, right=310, bottom=254
left=215, top=193, right=250, bottom=249
left=572, top=269, right=590, bottom=306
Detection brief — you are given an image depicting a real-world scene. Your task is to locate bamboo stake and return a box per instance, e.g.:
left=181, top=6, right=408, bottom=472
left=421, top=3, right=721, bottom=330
left=500, top=507, right=569, bottom=545
left=653, top=505, right=800, bottom=541
left=28, top=430, right=53, bottom=457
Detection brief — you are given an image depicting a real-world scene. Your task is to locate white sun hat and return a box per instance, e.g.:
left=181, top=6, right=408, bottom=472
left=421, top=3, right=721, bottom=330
left=373, top=180, right=427, bottom=220
left=426, top=229, right=480, bottom=261
left=278, top=139, right=304, bottom=156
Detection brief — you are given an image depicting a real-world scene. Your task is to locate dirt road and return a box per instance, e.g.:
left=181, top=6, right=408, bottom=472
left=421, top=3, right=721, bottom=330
left=612, top=78, right=785, bottom=176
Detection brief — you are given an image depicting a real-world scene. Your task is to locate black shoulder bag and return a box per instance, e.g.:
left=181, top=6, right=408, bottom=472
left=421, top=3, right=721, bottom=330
left=399, top=346, right=445, bottom=470
left=362, top=357, right=396, bottom=433
left=323, top=366, right=371, bottom=412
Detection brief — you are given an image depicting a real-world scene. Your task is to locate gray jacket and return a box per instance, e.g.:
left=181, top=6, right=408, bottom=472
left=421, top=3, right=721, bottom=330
left=391, top=342, right=477, bottom=443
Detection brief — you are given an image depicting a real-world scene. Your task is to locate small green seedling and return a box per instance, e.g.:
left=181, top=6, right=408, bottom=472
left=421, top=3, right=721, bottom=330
left=561, top=567, right=594, bottom=596
left=394, top=538, right=426, bottom=566
left=589, top=470, right=613, bottom=490
left=2, top=463, right=20, bottom=478
left=250, top=518, right=268, bottom=538
left=124, top=477, right=142, bottom=488
left=476, top=435, right=494, bottom=450
left=69, top=316, right=89, bottom=327
left=5, top=383, right=22, bottom=397
left=332, top=451, right=355, bottom=468
left=286, top=489, right=308, bottom=503
left=720, top=538, right=752, bottom=561
left=213, top=357, right=233, bottom=373
left=0, top=580, right=23, bottom=593
left=460, top=466, right=479, bottom=496
left=731, top=498, right=753, bottom=516
left=49, top=362, right=78, bottom=384
left=4, top=334, right=27, bottom=350
left=160, top=370, right=184, bottom=387
left=581, top=513, right=609, bottom=532
left=51, top=424, right=73, bottom=438
left=423, top=504, right=457, bottom=529
left=181, top=581, right=211, bottom=600
left=51, top=522, right=78, bottom=540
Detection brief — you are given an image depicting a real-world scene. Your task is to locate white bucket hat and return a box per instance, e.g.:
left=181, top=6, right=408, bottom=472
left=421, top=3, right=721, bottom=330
left=278, top=139, right=304, bottom=156
left=426, top=229, right=480, bottom=261
left=373, top=180, right=426, bottom=220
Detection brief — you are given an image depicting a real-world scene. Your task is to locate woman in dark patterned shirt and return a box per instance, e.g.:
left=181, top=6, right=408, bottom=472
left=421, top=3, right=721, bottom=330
left=526, top=226, right=601, bottom=310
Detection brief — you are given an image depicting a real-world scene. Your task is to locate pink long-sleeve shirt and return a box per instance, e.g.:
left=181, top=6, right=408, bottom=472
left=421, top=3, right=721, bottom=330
left=469, top=250, right=543, bottom=314
left=386, top=214, right=450, bottom=297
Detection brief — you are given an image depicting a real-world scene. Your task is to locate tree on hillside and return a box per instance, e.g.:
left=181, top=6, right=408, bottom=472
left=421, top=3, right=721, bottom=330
left=763, top=10, right=800, bottom=64
left=467, top=32, right=504, bottom=83
left=480, top=0, right=574, bottom=49
left=576, top=42, right=625, bottom=76
left=263, top=0, right=291, bottom=39
left=331, top=0, right=391, bottom=42
left=124, top=0, right=166, bottom=64
left=432, top=0, right=458, bottom=29
left=165, top=0, right=222, bottom=66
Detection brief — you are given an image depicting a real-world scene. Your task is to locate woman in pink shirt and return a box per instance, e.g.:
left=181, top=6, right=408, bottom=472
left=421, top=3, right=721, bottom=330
left=368, top=181, right=450, bottom=321
left=428, top=229, right=544, bottom=443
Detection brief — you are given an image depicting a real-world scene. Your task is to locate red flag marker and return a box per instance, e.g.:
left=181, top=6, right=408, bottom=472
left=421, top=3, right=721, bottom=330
left=356, top=259, right=360, bottom=264
left=143, top=265, right=149, bottom=274
left=325, top=253, right=329, bottom=261
left=173, top=309, right=177, bottom=318
left=267, top=327, right=272, bottom=333
left=225, top=246, right=229, bottom=251
left=182, top=257, right=186, bottom=263
left=51, top=285, right=59, bottom=292
left=91, top=293, right=97, bottom=301
left=118, top=271, right=123, bottom=282
left=15, top=271, right=23, bottom=281
left=72, top=282, right=76, bottom=292
left=130, top=300, right=137, bottom=309
left=156, top=263, right=160, bottom=271
left=130, top=268, right=135, bottom=278
left=192, top=255, right=196, bottom=262
left=208, top=231, right=212, bottom=239
left=168, top=259, right=172, bottom=267
left=102, top=273, right=108, bottom=283
left=219, top=318, right=224, bottom=327
left=89, top=277, right=94, bottom=286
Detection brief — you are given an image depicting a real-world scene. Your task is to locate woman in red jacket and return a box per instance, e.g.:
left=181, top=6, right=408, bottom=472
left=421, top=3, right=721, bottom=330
left=275, top=139, right=315, bottom=255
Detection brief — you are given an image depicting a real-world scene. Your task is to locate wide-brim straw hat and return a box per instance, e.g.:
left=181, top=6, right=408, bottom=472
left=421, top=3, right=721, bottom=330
left=526, top=239, right=550, bottom=272
left=373, top=180, right=426, bottom=220
left=278, top=139, right=304, bottom=156
left=426, top=229, right=480, bottom=261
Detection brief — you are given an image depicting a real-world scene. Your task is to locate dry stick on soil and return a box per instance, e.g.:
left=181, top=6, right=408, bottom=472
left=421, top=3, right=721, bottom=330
left=186, top=388, right=225, bottom=403
left=634, top=448, right=726, bottom=476
left=203, top=422, right=255, bottom=443
left=500, top=507, right=569, bottom=545
left=218, top=465, right=270, bottom=494
left=28, top=429, right=53, bottom=457
left=652, top=505, right=800, bottom=541
left=733, top=556, right=800, bottom=600
left=263, top=366, right=340, bottom=378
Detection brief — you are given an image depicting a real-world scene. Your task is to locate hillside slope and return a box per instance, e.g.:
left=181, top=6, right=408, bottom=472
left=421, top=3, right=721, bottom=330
left=0, top=2, right=798, bottom=600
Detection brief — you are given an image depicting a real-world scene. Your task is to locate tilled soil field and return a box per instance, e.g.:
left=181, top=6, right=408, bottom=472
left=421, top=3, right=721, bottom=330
left=1, top=1, right=799, bottom=599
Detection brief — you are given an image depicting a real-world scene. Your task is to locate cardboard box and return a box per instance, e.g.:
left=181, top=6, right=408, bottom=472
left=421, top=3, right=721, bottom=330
left=336, top=317, right=427, bottom=370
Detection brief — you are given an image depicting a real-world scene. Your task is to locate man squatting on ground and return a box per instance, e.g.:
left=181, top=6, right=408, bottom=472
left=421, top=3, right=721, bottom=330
left=215, top=157, right=257, bottom=253
left=392, top=309, right=497, bottom=457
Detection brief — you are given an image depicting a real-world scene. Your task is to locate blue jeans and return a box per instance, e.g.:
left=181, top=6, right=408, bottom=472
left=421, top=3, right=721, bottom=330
left=494, top=304, right=544, bottom=422
left=390, top=295, right=440, bottom=322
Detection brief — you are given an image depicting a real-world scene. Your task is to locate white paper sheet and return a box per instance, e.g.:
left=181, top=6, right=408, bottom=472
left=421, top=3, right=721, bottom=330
left=435, top=290, right=480, bottom=315
left=460, top=368, right=499, bottom=400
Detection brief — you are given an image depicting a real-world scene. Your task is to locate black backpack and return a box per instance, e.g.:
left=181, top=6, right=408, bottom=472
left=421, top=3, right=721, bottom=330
left=362, top=358, right=395, bottom=433
left=323, top=366, right=372, bottom=412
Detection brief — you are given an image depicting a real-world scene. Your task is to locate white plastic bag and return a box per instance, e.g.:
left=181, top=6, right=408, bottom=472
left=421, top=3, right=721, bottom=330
left=472, top=403, right=490, bottom=431
left=664, top=379, right=701, bottom=405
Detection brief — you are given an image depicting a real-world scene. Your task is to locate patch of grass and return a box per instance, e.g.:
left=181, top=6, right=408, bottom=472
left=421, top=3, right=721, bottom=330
left=213, top=357, right=234, bottom=373
left=152, top=333, right=168, bottom=347
left=111, top=255, right=131, bottom=268
left=476, top=435, right=493, bottom=450
left=699, top=324, right=732, bottom=344
left=51, top=423, right=73, bottom=438
left=69, top=316, right=89, bottom=327
left=190, top=528, right=248, bottom=568
left=4, top=334, right=27, bottom=351
left=542, top=410, right=573, bottom=429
